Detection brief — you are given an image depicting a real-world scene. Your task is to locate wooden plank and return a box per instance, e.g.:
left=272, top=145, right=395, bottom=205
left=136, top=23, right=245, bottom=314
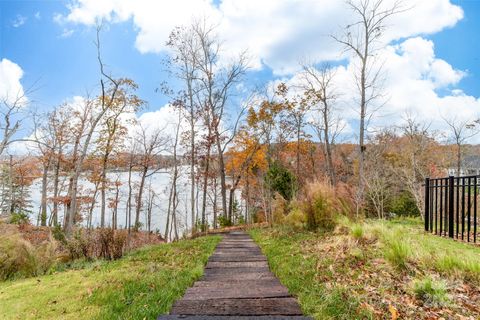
left=203, top=267, right=271, bottom=275
left=171, top=298, right=303, bottom=315
left=201, top=272, right=277, bottom=281
left=206, top=261, right=269, bottom=268
left=159, top=316, right=312, bottom=320
left=208, top=255, right=267, bottom=262
left=193, top=279, right=283, bottom=288
left=182, top=285, right=290, bottom=300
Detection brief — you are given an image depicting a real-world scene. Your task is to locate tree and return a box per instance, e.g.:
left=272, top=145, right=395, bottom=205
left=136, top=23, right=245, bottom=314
left=191, top=19, right=248, bottom=225
left=301, top=63, right=343, bottom=185
left=166, top=25, right=202, bottom=235
left=96, top=79, right=142, bottom=228
left=275, top=83, right=311, bottom=180
left=225, top=129, right=267, bottom=222
left=134, top=125, right=167, bottom=229
left=64, top=25, right=124, bottom=235
left=333, top=0, right=403, bottom=212
left=443, top=116, right=478, bottom=176
left=0, top=88, right=29, bottom=156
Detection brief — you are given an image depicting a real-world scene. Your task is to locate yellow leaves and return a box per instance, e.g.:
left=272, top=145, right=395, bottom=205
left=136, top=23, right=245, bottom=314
left=389, top=304, right=399, bottom=320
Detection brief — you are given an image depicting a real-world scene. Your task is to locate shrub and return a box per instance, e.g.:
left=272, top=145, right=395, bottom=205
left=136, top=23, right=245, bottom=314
left=0, top=227, right=57, bottom=280
left=390, top=191, right=420, bottom=216
left=413, top=277, right=449, bottom=307
left=301, top=182, right=339, bottom=231
left=9, top=211, right=30, bottom=225
left=283, top=207, right=306, bottom=230
left=272, top=194, right=288, bottom=224
left=265, top=161, right=298, bottom=201
left=98, top=228, right=127, bottom=260
left=383, top=237, right=410, bottom=270
left=66, top=229, right=95, bottom=260
left=218, top=215, right=232, bottom=228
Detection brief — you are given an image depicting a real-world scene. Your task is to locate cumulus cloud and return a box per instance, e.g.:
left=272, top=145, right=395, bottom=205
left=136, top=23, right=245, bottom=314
left=0, top=58, right=26, bottom=105
left=283, top=36, right=478, bottom=141
left=57, top=0, right=463, bottom=75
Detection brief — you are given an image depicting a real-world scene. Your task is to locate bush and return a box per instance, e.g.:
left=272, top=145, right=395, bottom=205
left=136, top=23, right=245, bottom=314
left=265, top=161, right=298, bottom=201
left=98, top=228, right=127, bottom=260
left=0, top=227, right=58, bottom=280
left=272, top=194, right=288, bottom=224
left=390, top=191, right=420, bottom=216
left=9, top=211, right=30, bottom=225
left=301, top=182, right=340, bottom=231
left=218, top=215, right=232, bottom=228
left=283, top=207, right=306, bottom=230
left=413, top=277, right=449, bottom=307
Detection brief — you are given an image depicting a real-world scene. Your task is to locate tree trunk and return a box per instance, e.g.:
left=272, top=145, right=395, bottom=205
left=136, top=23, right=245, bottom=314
left=40, top=162, right=49, bottom=226
left=216, top=136, right=228, bottom=222
left=135, top=168, right=148, bottom=228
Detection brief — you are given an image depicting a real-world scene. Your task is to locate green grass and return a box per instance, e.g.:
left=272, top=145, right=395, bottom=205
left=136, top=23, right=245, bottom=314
left=0, top=236, right=221, bottom=320
left=250, top=218, right=480, bottom=319
left=249, top=228, right=372, bottom=320
left=412, top=276, right=449, bottom=307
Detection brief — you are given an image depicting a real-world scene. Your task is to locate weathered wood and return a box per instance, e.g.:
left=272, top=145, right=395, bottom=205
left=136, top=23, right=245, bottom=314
left=193, top=279, right=283, bottom=288
left=206, top=261, right=269, bottom=268
left=171, top=298, right=303, bottom=315
left=201, top=272, right=277, bottom=281
left=203, top=267, right=271, bottom=276
left=208, top=255, right=267, bottom=262
left=157, top=231, right=307, bottom=319
left=158, top=316, right=312, bottom=320
left=182, top=285, right=290, bottom=300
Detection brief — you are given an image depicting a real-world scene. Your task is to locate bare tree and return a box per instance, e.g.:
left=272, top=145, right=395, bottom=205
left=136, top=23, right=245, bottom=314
left=166, top=25, right=202, bottom=235
left=333, top=0, right=403, bottom=211
left=443, top=116, right=478, bottom=176
left=134, top=125, right=168, bottom=229
left=301, top=63, right=344, bottom=185
left=64, top=25, right=121, bottom=235
left=0, top=90, right=29, bottom=156
left=191, top=19, right=248, bottom=226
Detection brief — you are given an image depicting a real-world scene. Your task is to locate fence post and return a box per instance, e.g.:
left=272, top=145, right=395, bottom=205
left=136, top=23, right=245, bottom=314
left=448, top=176, right=454, bottom=238
left=424, top=178, right=430, bottom=232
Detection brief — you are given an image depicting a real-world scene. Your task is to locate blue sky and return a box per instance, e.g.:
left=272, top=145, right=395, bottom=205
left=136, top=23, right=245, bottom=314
left=1, top=0, right=479, bottom=140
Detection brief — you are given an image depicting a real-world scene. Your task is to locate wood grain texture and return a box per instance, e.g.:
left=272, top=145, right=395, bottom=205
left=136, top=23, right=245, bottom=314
left=157, top=232, right=309, bottom=319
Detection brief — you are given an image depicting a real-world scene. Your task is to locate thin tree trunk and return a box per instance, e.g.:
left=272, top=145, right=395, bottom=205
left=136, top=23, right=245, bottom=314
left=135, top=168, right=147, bottom=228
left=40, top=161, right=50, bottom=226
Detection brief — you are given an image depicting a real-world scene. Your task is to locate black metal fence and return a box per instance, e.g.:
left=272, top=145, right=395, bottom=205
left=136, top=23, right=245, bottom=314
left=424, top=175, right=479, bottom=243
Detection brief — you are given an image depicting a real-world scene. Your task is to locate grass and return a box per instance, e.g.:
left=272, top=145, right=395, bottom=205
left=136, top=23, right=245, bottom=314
left=412, top=276, right=449, bottom=307
left=0, top=235, right=221, bottom=320
left=250, top=218, right=480, bottom=319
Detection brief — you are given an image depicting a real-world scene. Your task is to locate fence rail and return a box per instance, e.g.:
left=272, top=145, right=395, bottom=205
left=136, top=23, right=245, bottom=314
left=424, top=175, right=479, bottom=243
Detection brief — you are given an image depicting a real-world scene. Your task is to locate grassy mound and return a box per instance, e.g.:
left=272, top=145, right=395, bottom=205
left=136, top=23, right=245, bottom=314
left=0, top=235, right=221, bottom=320
left=250, top=218, right=480, bottom=319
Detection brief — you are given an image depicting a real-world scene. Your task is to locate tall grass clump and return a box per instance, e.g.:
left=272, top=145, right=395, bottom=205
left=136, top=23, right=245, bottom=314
left=301, top=181, right=354, bottom=231
left=383, top=236, right=411, bottom=270
left=0, top=226, right=58, bottom=280
left=413, top=276, right=449, bottom=307
left=351, top=224, right=364, bottom=240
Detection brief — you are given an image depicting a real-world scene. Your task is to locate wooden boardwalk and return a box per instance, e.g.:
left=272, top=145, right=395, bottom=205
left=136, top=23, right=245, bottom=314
left=158, top=231, right=310, bottom=320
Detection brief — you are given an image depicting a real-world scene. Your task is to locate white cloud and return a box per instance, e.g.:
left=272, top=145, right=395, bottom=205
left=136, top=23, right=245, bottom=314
left=12, top=14, right=27, bottom=28
left=0, top=58, right=26, bottom=105
left=60, top=28, right=75, bottom=38
left=34, top=12, right=41, bottom=20
left=58, top=0, right=463, bottom=75
left=278, top=36, right=479, bottom=142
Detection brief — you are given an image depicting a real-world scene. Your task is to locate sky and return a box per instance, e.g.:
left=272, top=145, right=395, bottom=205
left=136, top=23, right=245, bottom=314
left=1, top=0, right=480, bottom=146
